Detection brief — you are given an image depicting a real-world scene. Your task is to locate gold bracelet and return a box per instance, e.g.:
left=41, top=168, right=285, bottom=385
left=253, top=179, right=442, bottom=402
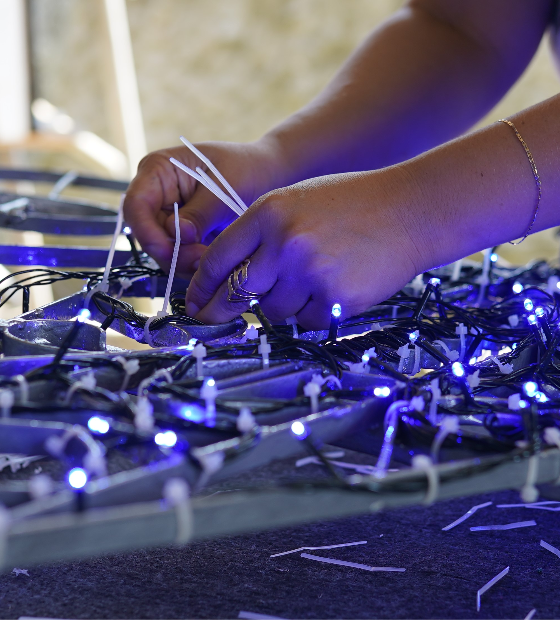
left=498, top=118, right=542, bottom=245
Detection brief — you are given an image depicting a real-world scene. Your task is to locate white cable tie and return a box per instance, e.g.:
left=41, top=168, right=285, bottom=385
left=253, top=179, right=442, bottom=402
left=64, top=371, right=96, bottom=405
left=490, top=356, right=514, bottom=375
left=179, top=136, right=247, bottom=211
left=0, top=389, right=14, bottom=418
left=521, top=454, right=540, bottom=503
left=540, top=539, right=560, bottom=559
left=397, top=345, right=410, bottom=374
left=524, top=609, right=537, bottom=620
left=48, top=169, right=78, bottom=199
left=270, top=540, right=367, bottom=558
left=451, top=258, right=463, bottom=282
left=432, top=340, right=459, bottom=362
left=169, top=158, right=243, bottom=217
left=258, top=334, right=271, bottom=369
left=100, top=193, right=125, bottom=293
left=133, top=396, right=154, bottom=433
left=143, top=316, right=158, bottom=347
left=245, top=325, right=259, bottom=340
left=411, top=344, right=421, bottom=375
left=13, top=375, right=29, bottom=405
left=193, top=342, right=207, bottom=378
left=497, top=501, right=560, bottom=509
left=304, top=380, right=321, bottom=414
left=114, top=356, right=140, bottom=392
left=430, top=415, right=459, bottom=463
left=0, top=197, right=28, bottom=213
left=455, top=323, right=468, bottom=361
left=238, top=612, right=287, bottom=620
left=285, top=315, right=298, bottom=338
left=163, top=478, right=192, bottom=545
left=442, top=501, right=492, bottom=531
left=470, top=520, right=536, bottom=531
left=159, top=202, right=181, bottom=317
left=411, top=455, right=439, bottom=505
left=83, top=282, right=104, bottom=310
left=0, top=505, right=10, bottom=572
left=477, top=566, right=509, bottom=612
left=428, top=378, right=441, bottom=425
left=195, top=167, right=244, bottom=216
left=300, top=553, right=405, bottom=573
left=236, top=407, right=256, bottom=434
left=28, top=474, right=54, bottom=500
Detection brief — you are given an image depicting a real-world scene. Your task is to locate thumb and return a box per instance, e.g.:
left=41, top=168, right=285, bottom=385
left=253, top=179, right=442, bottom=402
left=165, top=182, right=237, bottom=245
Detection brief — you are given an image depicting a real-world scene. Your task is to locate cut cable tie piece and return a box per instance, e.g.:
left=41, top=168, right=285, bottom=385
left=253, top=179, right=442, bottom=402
left=477, top=566, right=509, bottom=612
left=411, top=454, right=439, bottom=505
left=300, top=553, right=405, bottom=573
left=270, top=540, right=367, bottom=558
left=442, top=501, right=492, bottom=531
left=540, top=539, right=560, bottom=559
left=100, top=193, right=125, bottom=293
left=470, top=520, right=536, bottom=531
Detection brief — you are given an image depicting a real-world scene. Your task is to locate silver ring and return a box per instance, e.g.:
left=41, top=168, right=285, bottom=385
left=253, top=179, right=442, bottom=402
left=227, top=259, right=264, bottom=303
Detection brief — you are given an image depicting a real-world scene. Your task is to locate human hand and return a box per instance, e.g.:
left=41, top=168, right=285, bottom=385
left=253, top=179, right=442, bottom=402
left=184, top=167, right=438, bottom=329
left=123, top=139, right=284, bottom=277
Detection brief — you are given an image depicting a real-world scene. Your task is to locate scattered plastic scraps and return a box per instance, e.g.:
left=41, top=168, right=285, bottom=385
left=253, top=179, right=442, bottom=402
left=497, top=501, right=560, bottom=512
left=238, top=612, right=287, bottom=620
left=470, top=520, right=536, bottom=531
left=270, top=540, right=367, bottom=558
left=0, top=454, right=42, bottom=473
left=300, top=553, right=405, bottom=573
left=540, top=539, right=560, bottom=559
left=524, top=609, right=537, bottom=620
left=12, top=568, right=29, bottom=577
left=442, top=501, right=492, bottom=531
left=477, top=566, right=509, bottom=612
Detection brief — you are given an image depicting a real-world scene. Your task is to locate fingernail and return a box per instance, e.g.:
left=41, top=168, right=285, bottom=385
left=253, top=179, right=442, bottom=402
left=180, top=219, right=199, bottom=244
left=192, top=259, right=200, bottom=271
left=185, top=301, right=200, bottom=317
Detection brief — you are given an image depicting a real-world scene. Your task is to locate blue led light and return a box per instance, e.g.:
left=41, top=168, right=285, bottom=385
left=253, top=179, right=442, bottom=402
left=523, top=299, right=534, bottom=311
left=362, top=353, right=370, bottom=363
left=523, top=381, right=538, bottom=398
left=409, top=331, right=419, bottom=343
left=527, top=314, right=537, bottom=325
left=87, top=416, right=110, bottom=434
left=469, top=357, right=477, bottom=365
left=535, top=307, right=545, bottom=318
left=490, top=253, right=498, bottom=263
left=331, top=304, right=342, bottom=318
left=122, top=226, right=132, bottom=235
left=178, top=404, right=205, bottom=423
left=512, top=282, right=523, bottom=294
left=291, top=421, right=307, bottom=438
left=68, top=467, right=87, bottom=489
left=374, top=386, right=391, bottom=398
left=429, top=278, right=441, bottom=286
left=155, top=430, right=177, bottom=447
left=206, top=378, right=216, bottom=387
left=249, top=300, right=258, bottom=307
left=452, top=362, right=465, bottom=378
left=535, top=391, right=549, bottom=403
left=77, top=308, right=91, bottom=323
left=518, top=399, right=529, bottom=409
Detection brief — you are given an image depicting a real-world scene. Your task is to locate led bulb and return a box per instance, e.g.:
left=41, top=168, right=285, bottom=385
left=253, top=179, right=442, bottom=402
left=249, top=300, right=258, bottom=307
left=523, top=299, right=534, bottom=311
left=523, top=381, right=538, bottom=398
left=373, top=386, right=391, bottom=398
left=291, top=421, right=307, bottom=437
left=535, top=307, right=545, bottom=318
left=331, top=303, right=342, bottom=318
left=123, top=226, right=132, bottom=235
left=206, top=378, right=215, bottom=387
left=429, top=278, right=441, bottom=286
left=409, top=331, right=419, bottom=343
left=77, top=308, right=91, bottom=323
left=527, top=314, right=537, bottom=325
left=512, top=282, right=523, bottom=294
left=68, top=467, right=87, bottom=489
left=490, top=253, right=498, bottom=262
left=362, top=353, right=370, bottom=363
left=155, top=430, right=178, bottom=447
left=451, top=362, right=465, bottom=378
left=87, top=416, right=110, bottom=434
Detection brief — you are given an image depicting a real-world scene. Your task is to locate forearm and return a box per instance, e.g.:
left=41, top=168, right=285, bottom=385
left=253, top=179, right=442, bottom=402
left=260, top=1, right=550, bottom=186
left=398, top=93, right=560, bottom=272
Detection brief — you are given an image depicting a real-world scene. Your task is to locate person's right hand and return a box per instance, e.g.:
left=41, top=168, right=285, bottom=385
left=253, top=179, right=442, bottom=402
left=123, top=139, right=284, bottom=277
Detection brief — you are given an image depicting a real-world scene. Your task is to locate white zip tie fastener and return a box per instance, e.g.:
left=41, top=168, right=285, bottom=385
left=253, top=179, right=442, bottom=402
left=238, top=612, right=287, bottom=620
left=158, top=202, right=181, bottom=318
left=477, top=566, right=509, bottom=612
left=540, top=539, right=560, bottom=559
left=193, top=342, right=207, bottom=378
left=300, top=553, right=405, bottom=573
left=114, top=356, right=140, bottom=392
left=13, top=375, right=29, bottom=405
left=524, top=609, right=536, bottom=620
left=442, top=501, right=492, bottom=531
left=428, top=378, right=441, bottom=425
left=304, top=380, right=321, bottom=414
left=470, top=520, right=536, bottom=531
left=0, top=389, right=14, bottom=418
left=0, top=504, right=10, bottom=573
left=258, top=334, right=271, bottom=368
left=236, top=407, right=256, bottom=434
left=100, top=194, right=125, bottom=293
left=163, top=478, right=192, bottom=545
left=285, top=315, right=298, bottom=338
left=133, top=397, right=154, bottom=433
left=179, top=136, right=247, bottom=211
left=430, top=415, right=459, bottom=463
left=411, top=454, right=439, bottom=505
left=143, top=316, right=158, bottom=347
left=48, top=169, right=78, bottom=199
left=521, top=453, right=540, bottom=503
left=64, top=371, right=96, bottom=405
left=270, top=540, right=367, bottom=558
left=497, top=500, right=560, bottom=510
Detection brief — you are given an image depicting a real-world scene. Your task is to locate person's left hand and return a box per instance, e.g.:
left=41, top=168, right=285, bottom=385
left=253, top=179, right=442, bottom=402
left=184, top=167, right=436, bottom=329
